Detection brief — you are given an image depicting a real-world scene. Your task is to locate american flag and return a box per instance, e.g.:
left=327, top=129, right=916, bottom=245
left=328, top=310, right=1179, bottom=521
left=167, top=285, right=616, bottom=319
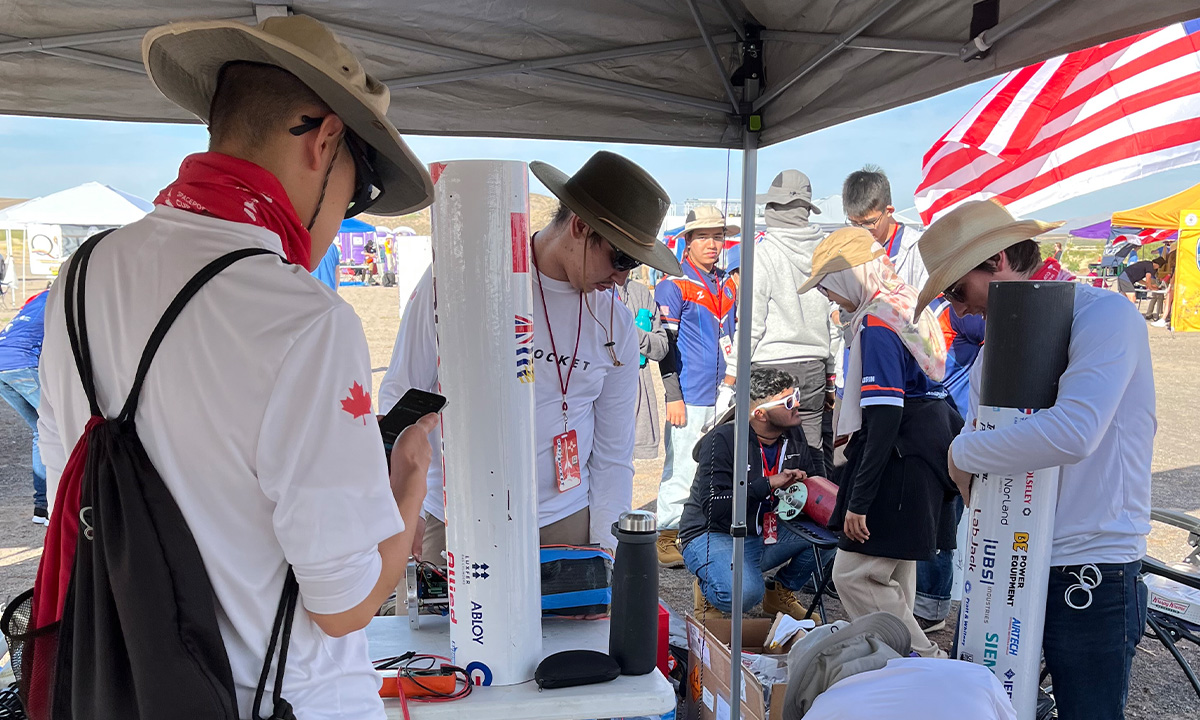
left=916, top=19, right=1200, bottom=225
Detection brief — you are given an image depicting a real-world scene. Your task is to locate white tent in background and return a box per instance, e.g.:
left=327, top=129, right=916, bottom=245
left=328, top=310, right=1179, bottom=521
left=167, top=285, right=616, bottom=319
left=0, top=181, right=153, bottom=227
left=5, top=3, right=1194, bottom=717
left=0, top=182, right=153, bottom=288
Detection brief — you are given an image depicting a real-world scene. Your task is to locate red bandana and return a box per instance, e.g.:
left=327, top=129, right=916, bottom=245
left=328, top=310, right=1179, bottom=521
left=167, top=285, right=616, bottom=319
left=155, top=152, right=313, bottom=270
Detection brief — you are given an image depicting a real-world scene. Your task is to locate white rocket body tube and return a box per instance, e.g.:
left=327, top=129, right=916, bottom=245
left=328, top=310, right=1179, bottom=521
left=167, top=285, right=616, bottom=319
left=431, top=160, right=541, bottom=686
left=958, top=408, right=1058, bottom=718
left=956, top=281, right=1074, bottom=720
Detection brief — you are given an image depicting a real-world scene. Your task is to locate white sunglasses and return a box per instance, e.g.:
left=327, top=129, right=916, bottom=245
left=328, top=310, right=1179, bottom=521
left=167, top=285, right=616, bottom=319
left=756, top=389, right=801, bottom=412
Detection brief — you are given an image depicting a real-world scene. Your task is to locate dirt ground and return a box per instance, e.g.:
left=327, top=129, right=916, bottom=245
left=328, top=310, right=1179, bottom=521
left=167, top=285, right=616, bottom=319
left=0, top=283, right=1196, bottom=715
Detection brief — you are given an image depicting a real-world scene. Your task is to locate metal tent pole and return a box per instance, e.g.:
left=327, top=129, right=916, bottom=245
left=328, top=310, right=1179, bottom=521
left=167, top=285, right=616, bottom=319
left=728, top=89, right=760, bottom=720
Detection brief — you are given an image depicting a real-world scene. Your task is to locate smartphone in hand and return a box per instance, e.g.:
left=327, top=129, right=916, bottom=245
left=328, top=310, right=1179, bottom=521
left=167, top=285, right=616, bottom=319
left=380, top=389, right=448, bottom=452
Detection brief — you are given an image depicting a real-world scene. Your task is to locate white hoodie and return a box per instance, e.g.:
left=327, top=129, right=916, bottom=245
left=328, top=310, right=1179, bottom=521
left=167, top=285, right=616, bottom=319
left=726, top=223, right=837, bottom=377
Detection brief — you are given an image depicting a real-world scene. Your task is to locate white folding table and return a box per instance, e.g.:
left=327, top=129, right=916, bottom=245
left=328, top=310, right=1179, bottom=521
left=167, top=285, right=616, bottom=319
left=366, top=615, right=675, bottom=720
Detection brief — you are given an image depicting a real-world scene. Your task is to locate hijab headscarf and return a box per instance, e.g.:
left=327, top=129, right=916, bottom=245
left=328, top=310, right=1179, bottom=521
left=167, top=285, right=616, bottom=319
left=820, top=245, right=946, bottom=435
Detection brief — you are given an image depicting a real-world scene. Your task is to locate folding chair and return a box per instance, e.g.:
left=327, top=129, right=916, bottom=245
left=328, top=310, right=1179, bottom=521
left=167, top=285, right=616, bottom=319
left=781, top=516, right=838, bottom=625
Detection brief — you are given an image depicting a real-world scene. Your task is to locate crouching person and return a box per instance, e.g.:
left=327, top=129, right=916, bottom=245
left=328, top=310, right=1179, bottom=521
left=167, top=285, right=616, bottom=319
left=679, top=367, right=832, bottom=620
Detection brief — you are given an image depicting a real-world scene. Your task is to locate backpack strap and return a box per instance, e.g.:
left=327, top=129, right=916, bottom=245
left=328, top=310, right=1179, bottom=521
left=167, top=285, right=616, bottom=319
left=62, top=230, right=116, bottom=417
left=253, top=569, right=300, bottom=720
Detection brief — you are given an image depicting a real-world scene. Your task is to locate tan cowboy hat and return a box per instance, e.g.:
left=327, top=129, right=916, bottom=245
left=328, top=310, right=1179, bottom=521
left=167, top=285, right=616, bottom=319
left=915, top=199, right=1065, bottom=313
left=142, top=15, right=434, bottom=216
left=682, top=205, right=740, bottom=237
left=797, top=227, right=884, bottom=294
left=531, top=152, right=683, bottom=276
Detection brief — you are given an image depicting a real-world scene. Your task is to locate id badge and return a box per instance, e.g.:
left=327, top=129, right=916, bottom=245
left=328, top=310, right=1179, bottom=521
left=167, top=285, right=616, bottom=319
left=719, top=334, right=733, bottom=358
left=762, top=511, right=779, bottom=545
left=553, top=429, right=582, bottom=492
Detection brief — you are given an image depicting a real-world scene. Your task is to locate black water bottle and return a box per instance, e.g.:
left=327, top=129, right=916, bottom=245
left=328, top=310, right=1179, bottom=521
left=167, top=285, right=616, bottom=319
left=609, top=510, right=658, bottom=675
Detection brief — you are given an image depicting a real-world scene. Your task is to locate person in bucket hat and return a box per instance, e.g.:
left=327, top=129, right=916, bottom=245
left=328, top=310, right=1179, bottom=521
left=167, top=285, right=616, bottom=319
left=652, top=205, right=739, bottom=566
left=924, top=200, right=1154, bottom=720
left=726, top=169, right=837, bottom=475
left=38, top=15, right=438, bottom=718
left=380, top=151, right=680, bottom=562
left=799, top=227, right=958, bottom=659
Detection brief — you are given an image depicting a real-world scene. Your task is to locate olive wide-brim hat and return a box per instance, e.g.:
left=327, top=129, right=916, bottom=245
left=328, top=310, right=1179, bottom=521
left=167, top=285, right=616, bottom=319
left=796, top=227, right=885, bottom=294
left=915, top=199, right=1065, bottom=313
left=142, top=15, right=434, bottom=216
left=531, top=152, right=683, bottom=276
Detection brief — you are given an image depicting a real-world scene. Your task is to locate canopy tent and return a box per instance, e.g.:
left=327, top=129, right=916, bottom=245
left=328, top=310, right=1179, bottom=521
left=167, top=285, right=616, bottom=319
left=5, top=2, right=1194, bottom=716
left=1111, top=181, right=1200, bottom=230
left=1110, top=182, right=1200, bottom=331
left=0, top=181, right=152, bottom=227
left=0, top=182, right=153, bottom=292
left=337, top=216, right=380, bottom=267
left=0, top=1, right=1193, bottom=150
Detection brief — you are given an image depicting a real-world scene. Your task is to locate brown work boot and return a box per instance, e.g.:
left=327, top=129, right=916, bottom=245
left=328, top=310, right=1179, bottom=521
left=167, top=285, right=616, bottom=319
left=693, top=580, right=726, bottom=618
left=763, top=581, right=821, bottom=624
left=657, top=528, right=684, bottom=568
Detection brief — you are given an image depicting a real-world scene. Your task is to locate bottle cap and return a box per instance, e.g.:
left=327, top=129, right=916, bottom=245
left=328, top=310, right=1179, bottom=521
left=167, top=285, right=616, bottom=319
left=617, top=510, right=656, bottom=533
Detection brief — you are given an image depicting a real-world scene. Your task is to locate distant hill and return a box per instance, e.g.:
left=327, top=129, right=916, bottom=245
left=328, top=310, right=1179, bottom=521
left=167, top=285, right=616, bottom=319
left=0, top=198, right=27, bottom=212
left=361, top=193, right=559, bottom=235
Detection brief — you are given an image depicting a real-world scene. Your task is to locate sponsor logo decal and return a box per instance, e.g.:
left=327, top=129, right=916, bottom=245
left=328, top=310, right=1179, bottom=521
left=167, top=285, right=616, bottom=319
left=465, top=661, right=493, bottom=686
left=515, top=315, right=535, bottom=383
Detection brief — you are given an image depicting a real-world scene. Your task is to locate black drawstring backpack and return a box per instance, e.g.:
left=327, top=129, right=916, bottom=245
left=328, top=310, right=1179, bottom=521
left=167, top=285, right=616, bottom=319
left=1, top=231, right=299, bottom=720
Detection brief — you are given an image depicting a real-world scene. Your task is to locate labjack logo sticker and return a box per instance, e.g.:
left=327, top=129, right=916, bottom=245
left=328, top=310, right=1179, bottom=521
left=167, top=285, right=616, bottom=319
left=515, top=315, right=535, bottom=384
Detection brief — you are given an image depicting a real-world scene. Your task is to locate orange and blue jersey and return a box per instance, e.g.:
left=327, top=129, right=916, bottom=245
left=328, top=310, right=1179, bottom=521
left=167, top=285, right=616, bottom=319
left=655, top=259, right=737, bottom=406
left=859, top=315, right=947, bottom=407
left=930, top=296, right=985, bottom=414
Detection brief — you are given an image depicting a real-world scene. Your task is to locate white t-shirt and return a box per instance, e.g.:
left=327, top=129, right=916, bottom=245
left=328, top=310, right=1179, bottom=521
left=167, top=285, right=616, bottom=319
left=805, top=658, right=1016, bottom=720
left=378, top=263, right=638, bottom=550
left=953, top=282, right=1155, bottom=566
left=38, top=206, right=404, bottom=720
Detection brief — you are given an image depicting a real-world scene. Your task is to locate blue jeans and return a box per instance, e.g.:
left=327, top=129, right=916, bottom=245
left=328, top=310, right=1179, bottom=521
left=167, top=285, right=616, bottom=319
left=0, top=367, right=46, bottom=508
left=915, top=497, right=964, bottom=621
left=1043, top=560, right=1147, bottom=720
left=682, top=522, right=830, bottom=613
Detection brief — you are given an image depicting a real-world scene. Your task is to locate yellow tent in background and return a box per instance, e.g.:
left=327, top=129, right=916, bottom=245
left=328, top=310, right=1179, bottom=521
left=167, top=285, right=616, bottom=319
left=1111, top=183, right=1200, bottom=332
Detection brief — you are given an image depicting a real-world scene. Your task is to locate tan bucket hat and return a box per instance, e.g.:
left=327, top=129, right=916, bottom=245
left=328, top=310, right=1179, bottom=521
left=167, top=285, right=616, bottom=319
left=682, top=205, right=740, bottom=237
left=531, top=152, right=682, bottom=276
left=915, top=199, right=1064, bottom=313
left=797, top=227, right=884, bottom=294
left=142, top=15, right=434, bottom=216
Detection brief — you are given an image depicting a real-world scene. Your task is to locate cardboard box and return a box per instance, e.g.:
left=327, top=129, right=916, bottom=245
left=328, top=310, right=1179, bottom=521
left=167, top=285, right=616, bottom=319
left=1145, top=573, right=1200, bottom=624
left=684, top=616, right=795, bottom=720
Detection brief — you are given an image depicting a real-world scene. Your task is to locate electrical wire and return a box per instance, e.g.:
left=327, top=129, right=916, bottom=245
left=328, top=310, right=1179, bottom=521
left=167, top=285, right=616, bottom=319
left=374, top=653, right=473, bottom=703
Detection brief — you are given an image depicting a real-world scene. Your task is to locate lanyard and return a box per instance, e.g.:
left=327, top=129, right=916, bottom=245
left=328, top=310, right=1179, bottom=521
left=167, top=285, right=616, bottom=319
left=885, top=221, right=901, bottom=258
left=686, top=256, right=729, bottom=330
left=532, top=240, right=583, bottom=433
left=759, top=439, right=788, bottom=476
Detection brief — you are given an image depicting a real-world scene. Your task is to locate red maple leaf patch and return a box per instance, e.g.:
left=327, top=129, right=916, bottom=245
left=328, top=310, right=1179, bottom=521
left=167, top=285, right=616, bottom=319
left=340, top=382, right=373, bottom=424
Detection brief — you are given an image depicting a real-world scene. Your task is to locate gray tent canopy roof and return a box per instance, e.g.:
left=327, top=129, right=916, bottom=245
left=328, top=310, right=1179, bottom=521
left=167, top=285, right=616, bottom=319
left=0, top=0, right=1194, bottom=149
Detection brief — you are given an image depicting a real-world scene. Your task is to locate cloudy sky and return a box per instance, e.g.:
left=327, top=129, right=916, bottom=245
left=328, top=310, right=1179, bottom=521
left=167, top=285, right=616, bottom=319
left=3, top=77, right=1199, bottom=224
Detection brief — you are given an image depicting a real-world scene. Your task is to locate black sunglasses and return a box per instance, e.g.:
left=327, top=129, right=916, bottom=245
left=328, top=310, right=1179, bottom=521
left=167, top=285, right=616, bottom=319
left=289, top=115, right=385, bottom=218
left=608, top=243, right=643, bottom=272
left=943, top=279, right=967, bottom=303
